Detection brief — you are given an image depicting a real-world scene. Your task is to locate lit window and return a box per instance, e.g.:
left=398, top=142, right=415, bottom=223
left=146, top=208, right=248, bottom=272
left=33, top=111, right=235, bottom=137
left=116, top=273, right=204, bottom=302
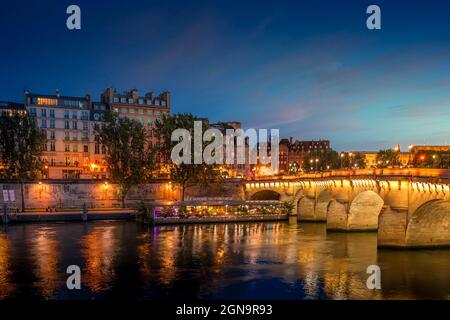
left=37, top=98, right=57, bottom=106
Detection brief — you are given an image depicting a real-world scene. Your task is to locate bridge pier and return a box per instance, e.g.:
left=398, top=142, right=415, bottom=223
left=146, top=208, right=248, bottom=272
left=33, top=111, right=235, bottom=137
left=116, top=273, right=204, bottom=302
left=378, top=206, right=408, bottom=247
left=297, top=196, right=317, bottom=221
left=326, top=199, right=348, bottom=231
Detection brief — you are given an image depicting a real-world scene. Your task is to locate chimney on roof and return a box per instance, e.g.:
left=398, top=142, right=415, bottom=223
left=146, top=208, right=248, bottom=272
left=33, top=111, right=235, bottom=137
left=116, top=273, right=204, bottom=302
left=289, top=137, right=293, bottom=144
left=131, top=88, right=139, bottom=99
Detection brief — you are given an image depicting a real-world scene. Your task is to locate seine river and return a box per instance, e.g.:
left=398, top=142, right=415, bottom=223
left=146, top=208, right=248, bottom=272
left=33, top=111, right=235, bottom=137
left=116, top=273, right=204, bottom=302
left=0, top=219, right=449, bottom=300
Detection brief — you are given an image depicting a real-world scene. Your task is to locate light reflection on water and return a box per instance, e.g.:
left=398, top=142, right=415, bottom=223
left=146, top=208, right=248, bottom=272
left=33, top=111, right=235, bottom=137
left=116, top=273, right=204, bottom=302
left=0, top=220, right=449, bottom=300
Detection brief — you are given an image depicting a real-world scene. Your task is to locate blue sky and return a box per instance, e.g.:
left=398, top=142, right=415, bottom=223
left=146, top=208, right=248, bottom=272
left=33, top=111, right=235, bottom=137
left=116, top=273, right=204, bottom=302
left=1, top=0, right=450, bottom=151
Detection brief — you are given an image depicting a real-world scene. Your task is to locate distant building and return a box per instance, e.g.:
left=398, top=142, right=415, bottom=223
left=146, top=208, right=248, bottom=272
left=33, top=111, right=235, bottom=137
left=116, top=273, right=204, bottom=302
left=348, top=151, right=410, bottom=168
left=100, top=87, right=170, bottom=149
left=279, top=137, right=331, bottom=173
left=410, top=145, right=450, bottom=153
left=0, top=101, right=25, bottom=116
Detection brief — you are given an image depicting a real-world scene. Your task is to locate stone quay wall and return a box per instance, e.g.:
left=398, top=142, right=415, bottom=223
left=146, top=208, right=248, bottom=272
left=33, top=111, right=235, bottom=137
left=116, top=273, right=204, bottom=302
left=0, top=180, right=244, bottom=210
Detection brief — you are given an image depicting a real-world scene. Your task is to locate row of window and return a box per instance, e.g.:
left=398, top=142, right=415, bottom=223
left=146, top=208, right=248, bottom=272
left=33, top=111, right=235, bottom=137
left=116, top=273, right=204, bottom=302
left=64, top=144, right=90, bottom=153
left=29, top=108, right=90, bottom=120
left=64, top=110, right=89, bottom=120
left=31, top=97, right=89, bottom=109
left=113, top=97, right=166, bottom=107
left=40, top=119, right=89, bottom=130
left=43, top=142, right=89, bottom=153
left=64, top=131, right=89, bottom=141
left=113, top=107, right=165, bottom=116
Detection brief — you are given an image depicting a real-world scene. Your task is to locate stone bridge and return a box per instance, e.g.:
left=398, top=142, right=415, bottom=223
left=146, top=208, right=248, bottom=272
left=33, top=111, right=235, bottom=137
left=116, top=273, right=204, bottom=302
left=243, top=169, right=450, bottom=248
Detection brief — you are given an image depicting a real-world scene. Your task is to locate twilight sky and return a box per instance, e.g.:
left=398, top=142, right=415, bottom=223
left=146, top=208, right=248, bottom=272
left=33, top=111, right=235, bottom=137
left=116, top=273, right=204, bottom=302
left=1, top=0, right=450, bottom=151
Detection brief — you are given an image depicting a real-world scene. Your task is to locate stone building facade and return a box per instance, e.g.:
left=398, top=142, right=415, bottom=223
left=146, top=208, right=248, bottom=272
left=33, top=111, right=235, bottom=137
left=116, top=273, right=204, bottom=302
left=20, top=88, right=170, bottom=179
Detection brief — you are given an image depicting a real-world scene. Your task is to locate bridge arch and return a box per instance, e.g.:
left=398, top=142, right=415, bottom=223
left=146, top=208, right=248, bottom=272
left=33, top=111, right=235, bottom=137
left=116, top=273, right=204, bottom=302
left=249, top=190, right=281, bottom=201
left=347, top=190, right=384, bottom=231
left=405, top=200, right=450, bottom=247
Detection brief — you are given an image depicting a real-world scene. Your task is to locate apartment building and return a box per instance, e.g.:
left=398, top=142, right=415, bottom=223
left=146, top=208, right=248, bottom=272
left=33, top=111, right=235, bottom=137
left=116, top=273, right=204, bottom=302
left=21, top=87, right=171, bottom=180
left=100, top=87, right=170, bottom=148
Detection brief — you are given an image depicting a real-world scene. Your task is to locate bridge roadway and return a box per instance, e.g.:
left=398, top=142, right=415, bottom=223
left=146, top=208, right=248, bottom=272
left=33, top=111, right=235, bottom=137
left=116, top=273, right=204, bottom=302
left=244, top=168, right=450, bottom=248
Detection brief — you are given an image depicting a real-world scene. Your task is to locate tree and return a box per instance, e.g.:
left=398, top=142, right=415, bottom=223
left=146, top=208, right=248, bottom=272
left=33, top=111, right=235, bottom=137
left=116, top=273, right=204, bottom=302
left=376, top=149, right=400, bottom=168
left=153, top=113, right=221, bottom=201
left=302, top=149, right=340, bottom=173
left=96, top=113, right=153, bottom=207
left=0, top=112, right=46, bottom=211
left=412, top=150, right=447, bottom=168
left=339, top=152, right=366, bottom=169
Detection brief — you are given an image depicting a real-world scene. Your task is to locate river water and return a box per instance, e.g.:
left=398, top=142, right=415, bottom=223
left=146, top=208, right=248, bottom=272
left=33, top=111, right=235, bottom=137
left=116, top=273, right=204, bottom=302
left=0, top=219, right=449, bottom=300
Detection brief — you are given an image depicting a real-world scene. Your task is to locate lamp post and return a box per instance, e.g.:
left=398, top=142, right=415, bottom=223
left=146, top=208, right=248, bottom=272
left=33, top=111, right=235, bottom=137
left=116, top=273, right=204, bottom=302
left=315, top=158, right=319, bottom=172
left=349, top=153, right=353, bottom=168
left=340, top=153, right=345, bottom=169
